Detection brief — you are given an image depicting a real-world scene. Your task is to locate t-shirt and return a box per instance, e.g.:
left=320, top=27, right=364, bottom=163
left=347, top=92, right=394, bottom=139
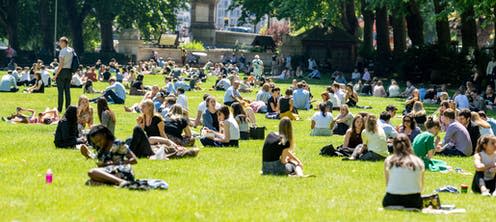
left=58, top=47, right=74, bottom=69
left=224, top=86, right=240, bottom=104
left=262, top=132, right=290, bottom=162
left=362, top=128, right=388, bottom=157
left=256, top=90, right=271, bottom=104
left=0, top=74, right=16, bottom=91
left=144, top=116, right=163, bottom=137
left=101, top=111, right=115, bottom=135
left=267, top=96, right=278, bottom=113
left=312, top=112, right=333, bottom=129
left=105, top=82, right=126, bottom=100
left=454, top=94, right=470, bottom=109
left=412, top=132, right=435, bottom=159
left=164, top=118, right=188, bottom=138
left=385, top=156, right=424, bottom=195
left=443, top=121, right=472, bottom=156
left=479, top=151, right=496, bottom=180
left=41, top=71, right=50, bottom=86
left=177, top=94, right=188, bottom=110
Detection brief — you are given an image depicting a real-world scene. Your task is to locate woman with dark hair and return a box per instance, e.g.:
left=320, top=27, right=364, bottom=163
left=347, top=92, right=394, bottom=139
left=397, top=114, right=421, bottom=142
left=202, top=96, right=220, bottom=131
left=3, top=107, right=59, bottom=124
left=278, top=88, right=298, bottom=120
left=383, top=134, right=424, bottom=210
left=97, top=97, right=116, bottom=135
left=80, top=125, right=137, bottom=186
left=345, top=84, right=359, bottom=107
left=25, top=72, right=44, bottom=93
left=54, top=106, right=85, bottom=148
left=231, top=102, right=250, bottom=140
left=201, top=105, right=240, bottom=147
left=310, top=103, right=333, bottom=136
left=262, top=117, right=305, bottom=176
left=342, top=115, right=365, bottom=150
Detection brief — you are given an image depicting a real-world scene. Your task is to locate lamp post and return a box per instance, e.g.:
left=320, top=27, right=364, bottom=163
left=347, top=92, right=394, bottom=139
left=53, top=0, right=58, bottom=57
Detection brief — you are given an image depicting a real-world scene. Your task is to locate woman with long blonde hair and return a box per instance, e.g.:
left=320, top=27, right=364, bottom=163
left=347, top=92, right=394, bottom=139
left=471, top=112, right=494, bottom=136
left=348, top=114, right=388, bottom=161
left=262, top=117, right=305, bottom=176
left=77, top=95, right=94, bottom=130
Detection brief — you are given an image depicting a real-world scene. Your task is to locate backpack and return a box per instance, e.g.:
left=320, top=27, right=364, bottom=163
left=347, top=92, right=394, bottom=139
left=70, top=49, right=80, bottom=73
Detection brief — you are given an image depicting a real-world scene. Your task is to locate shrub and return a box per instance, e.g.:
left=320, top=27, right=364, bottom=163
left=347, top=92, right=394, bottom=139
left=180, top=40, right=205, bottom=51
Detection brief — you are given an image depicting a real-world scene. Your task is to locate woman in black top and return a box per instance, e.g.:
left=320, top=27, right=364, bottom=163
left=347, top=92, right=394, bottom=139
left=164, top=104, right=195, bottom=146
left=278, top=88, right=298, bottom=120
left=26, top=72, right=44, bottom=93
left=262, top=117, right=304, bottom=176
left=267, top=87, right=280, bottom=114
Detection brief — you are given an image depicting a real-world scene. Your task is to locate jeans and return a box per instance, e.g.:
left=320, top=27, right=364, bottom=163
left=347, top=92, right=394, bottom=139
left=103, top=90, right=125, bottom=104
left=56, top=69, right=72, bottom=112
left=439, top=147, right=466, bottom=156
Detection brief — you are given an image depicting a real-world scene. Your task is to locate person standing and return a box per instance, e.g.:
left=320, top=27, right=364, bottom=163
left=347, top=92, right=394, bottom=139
left=53, top=37, right=74, bottom=112
left=252, top=55, right=264, bottom=79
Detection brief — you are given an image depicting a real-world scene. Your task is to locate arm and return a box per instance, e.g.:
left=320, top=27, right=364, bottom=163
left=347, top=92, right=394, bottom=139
left=384, top=160, right=389, bottom=186
left=281, top=148, right=303, bottom=167
left=311, top=120, right=316, bottom=129
left=183, top=125, right=192, bottom=138
left=343, top=129, right=352, bottom=148
left=125, top=150, right=138, bottom=165
left=214, top=121, right=230, bottom=142
left=88, top=108, right=94, bottom=127
left=54, top=57, right=64, bottom=79
left=157, top=120, right=167, bottom=138
left=474, top=153, right=494, bottom=172
left=194, top=110, right=202, bottom=127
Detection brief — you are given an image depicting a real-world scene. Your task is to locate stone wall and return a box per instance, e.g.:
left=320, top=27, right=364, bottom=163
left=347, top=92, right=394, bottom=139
left=136, top=47, right=273, bottom=67
left=215, top=31, right=258, bottom=48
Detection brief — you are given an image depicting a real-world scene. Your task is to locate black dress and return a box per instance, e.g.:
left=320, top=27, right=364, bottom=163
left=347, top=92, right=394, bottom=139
left=144, top=116, right=163, bottom=137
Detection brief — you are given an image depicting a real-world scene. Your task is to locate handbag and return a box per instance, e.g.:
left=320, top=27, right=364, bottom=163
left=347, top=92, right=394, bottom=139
left=421, top=193, right=441, bottom=209
left=250, top=126, right=266, bottom=140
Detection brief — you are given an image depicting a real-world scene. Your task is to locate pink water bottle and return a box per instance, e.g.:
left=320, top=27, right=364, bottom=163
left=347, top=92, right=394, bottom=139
left=45, top=169, right=53, bottom=184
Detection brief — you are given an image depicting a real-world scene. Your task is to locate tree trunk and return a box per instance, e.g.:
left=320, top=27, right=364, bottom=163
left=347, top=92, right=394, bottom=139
left=0, top=0, right=19, bottom=49
left=360, top=0, right=374, bottom=57
left=375, top=6, right=390, bottom=57
left=433, top=0, right=450, bottom=49
left=406, top=0, right=424, bottom=46
left=99, top=18, right=115, bottom=52
left=392, top=14, right=407, bottom=54
left=341, top=0, right=359, bottom=38
left=64, top=0, right=91, bottom=53
left=39, top=0, right=53, bottom=56
left=460, top=5, right=478, bottom=52
left=493, top=6, right=496, bottom=56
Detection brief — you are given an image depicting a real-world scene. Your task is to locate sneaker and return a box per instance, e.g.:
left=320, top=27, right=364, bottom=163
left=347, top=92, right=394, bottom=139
left=492, top=191, right=496, bottom=197
left=482, top=190, right=491, bottom=196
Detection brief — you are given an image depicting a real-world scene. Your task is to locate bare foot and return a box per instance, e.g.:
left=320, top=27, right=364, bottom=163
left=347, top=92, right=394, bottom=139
left=124, top=106, right=133, bottom=112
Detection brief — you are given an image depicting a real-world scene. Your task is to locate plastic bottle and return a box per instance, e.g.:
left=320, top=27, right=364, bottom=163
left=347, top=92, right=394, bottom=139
left=45, top=169, right=53, bottom=184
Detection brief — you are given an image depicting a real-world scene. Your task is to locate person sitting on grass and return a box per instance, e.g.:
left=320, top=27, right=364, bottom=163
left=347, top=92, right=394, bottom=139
left=412, top=117, right=448, bottom=172
left=77, top=95, right=94, bottom=132
left=130, top=74, right=146, bottom=96
left=232, top=102, right=251, bottom=140
left=396, top=114, right=421, bottom=142
left=0, top=70, right=19, bottom=92
left=383, top=134, right=425, bottom=210
left=54, top=106, right=86, bottom=148
left=24, top=72, right=44, bottom=93
left=91, top=77, right=126, bottom=104
left=262, top=117, right=305, bottom=176
left=256, top=83, right=272, bottom=105
left=471, top=135, right=496, bottom=196
left=200, top=105, right=240, bottom=147
left=163, top=104, right=195, bottom=147
left=202, top=96, right=221, bottom=131
left=438, top=108, right=473, bottom=156
left=223, top=80, right=243, bottom=106
left=332, top=104, right=353, bottom=135
left=345, top=84, right=359, bottom=107
left=97, top=97, right=116, bottom=135
left=458, top=109, right=481, bottom=152
left=278, top=88, right=299, bottom=121
left=310, top=103, right=333, bottom=136
left=80, top=125, right=137, bottom=186
left=404, top=89, right=420, bottom=115
left=348, top=114, right=388, bottom=161
left=411, top=101, right=427, bottom=129
left=471, top=111, right=494, bottom=137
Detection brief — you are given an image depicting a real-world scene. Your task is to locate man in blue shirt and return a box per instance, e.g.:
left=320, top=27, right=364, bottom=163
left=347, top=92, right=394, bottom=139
left=224, top=80, right=243, bottom=106
left=0, top=70, right=18, bottom=92
left=292, top=82, right=310, bottom=110
left=91, top=77, right=126, bottom=104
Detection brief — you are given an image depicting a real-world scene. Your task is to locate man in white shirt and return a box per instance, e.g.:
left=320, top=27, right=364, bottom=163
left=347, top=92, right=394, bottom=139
left=53, top=36, right=74, bottom=112
left=176, top=88, right=188, bottom=111
left=0, top=71, right=18, bottom=92
left=333, top=83, right=346, bottom=104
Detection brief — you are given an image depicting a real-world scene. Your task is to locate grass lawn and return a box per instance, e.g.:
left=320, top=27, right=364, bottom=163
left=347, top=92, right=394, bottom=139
left=0, top=71, right=491, bottom=221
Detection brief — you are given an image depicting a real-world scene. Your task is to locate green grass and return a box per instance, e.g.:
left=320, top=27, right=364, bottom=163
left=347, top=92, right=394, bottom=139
left=0, top=71, right=491, bottom=221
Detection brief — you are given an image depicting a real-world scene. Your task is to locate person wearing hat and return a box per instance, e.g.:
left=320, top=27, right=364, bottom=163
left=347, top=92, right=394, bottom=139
left=0, top=70, right=18, bottom=92
left=224, top=80, right=243, bottom=106
left=252, top=55, right=264, bottom=79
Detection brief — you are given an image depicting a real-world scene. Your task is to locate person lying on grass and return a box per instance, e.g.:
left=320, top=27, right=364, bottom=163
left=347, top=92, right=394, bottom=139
left=80, top=125, right=137, bottom=186
left=262, top=117, right=305, bottom=176
left=472, top=135, right=496, bottom=196
left=3, top=106, right=59, bottom=124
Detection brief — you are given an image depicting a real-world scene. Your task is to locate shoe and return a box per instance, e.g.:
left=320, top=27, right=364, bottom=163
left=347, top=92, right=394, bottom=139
left=492, top=191, right=496, bottom=197
left=482, top=190, right=491, bottom=196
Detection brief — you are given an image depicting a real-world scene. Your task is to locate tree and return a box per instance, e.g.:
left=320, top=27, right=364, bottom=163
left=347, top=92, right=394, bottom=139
left=405, top=0, right=424, bottom=46
left=0, top=0, right=19, bottom=49
left=360, top=0, right=374, bottom=57
left=433, top=0, right=450, bottom=49
left=39, top=0, right=53, bottom=56
left=375, top=5, right=391, bottom=57
left=64, top=0, right=92, bottom=53
left=340, top=0, right=359, bottom=38
left=460, top=4, right=478, bottom=52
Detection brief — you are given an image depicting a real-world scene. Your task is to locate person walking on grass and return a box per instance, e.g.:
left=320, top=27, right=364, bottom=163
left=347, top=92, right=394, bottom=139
left=53, top=36, right=74, bottom=112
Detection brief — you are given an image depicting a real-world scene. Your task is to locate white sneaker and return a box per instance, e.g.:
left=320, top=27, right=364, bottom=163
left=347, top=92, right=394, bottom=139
left=492, top=191, right=496, bottom=197
left=482, top=190, right=491, bottom=196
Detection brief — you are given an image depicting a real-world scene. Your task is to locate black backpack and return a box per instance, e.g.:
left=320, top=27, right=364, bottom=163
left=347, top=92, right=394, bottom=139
left=70, top=49, right=80, bottom=73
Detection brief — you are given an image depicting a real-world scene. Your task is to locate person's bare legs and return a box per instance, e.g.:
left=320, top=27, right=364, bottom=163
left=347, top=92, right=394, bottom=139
left=88, top=168, right=127, bottom=185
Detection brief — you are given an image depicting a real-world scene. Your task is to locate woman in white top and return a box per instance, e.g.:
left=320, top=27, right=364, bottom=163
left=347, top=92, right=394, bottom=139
left=201, top=105, right=240, bottom=147
left=472, top=135, right=496, bottom=196
left=383, top=134, right=424, bottom=210
left=388, top=80, right=400, bottom=98
left=310, top=103, right=333, bottom=136
left=471, top=112, right=494, bottom=136
left=350, top=115, right=388, bottom=161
